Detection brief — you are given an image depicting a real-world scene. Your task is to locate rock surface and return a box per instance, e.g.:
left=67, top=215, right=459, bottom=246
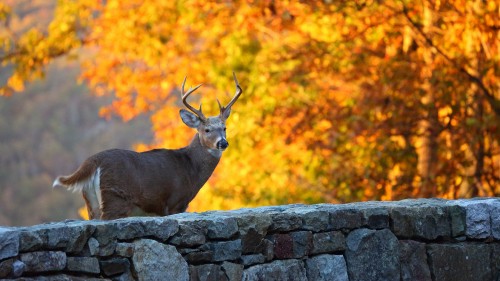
left=132, top=238, right=188, bottom=281
left=242, top=259, right=307, bottom=281
left=305, top=254, right=348, bottom=281
left=345, top=228, right=400, bottom=281
left=0, top=198, right=498, bottom=280
left=427, top=243, right=493, bottom=281
left=0, top=228, right=19, bottom=260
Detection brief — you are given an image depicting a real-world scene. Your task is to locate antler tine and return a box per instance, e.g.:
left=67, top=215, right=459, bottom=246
left=181, top=76, right=206, bottom=121
left=219, top=72, right=243, bottom=116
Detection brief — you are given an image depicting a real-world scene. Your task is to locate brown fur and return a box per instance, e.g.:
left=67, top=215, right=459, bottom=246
left=55, top=133, right=222, bottom=219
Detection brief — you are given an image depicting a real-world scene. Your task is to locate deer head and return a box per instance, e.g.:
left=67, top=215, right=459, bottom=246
left=179, top=72, right=242, bottom=156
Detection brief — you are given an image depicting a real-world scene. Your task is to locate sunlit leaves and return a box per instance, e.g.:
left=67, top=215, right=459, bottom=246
left=1, top=0, right=498, bottom=211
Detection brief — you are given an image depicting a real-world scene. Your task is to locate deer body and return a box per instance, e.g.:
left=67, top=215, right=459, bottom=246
left=53, top=74, right=242, bottom=220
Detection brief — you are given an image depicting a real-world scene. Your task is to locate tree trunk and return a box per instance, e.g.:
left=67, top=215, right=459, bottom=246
left=416, top=2, right=439, bottom=198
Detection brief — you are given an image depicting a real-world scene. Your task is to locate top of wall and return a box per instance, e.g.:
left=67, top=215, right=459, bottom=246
left=0, top=198, right=499, bottom=280
left=2, top=198, right=499, bottom=250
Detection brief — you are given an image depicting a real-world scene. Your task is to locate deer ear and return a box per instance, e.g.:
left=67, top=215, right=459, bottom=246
left=221, top=107, right=231, bottom=120
left=180, top=109, right=201, bottom=128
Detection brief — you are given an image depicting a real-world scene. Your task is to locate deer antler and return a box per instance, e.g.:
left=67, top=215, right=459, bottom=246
left=218, top=72, right=243, bottom=119
left=181, top=77, right=206, bottom=122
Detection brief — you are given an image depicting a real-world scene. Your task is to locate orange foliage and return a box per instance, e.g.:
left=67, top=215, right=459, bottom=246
left=1, top=0, right=498, bottom=214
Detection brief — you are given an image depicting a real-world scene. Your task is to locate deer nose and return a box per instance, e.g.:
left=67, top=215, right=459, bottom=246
left=217, top=139, right=229, bottom=150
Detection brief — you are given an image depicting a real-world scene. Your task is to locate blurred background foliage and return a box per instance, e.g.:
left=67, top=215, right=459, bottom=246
left=0, top=0, right=498, bottom=225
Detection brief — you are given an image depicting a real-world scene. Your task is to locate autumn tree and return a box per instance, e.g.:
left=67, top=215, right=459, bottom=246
left=1, top=0, right=498, bottom=214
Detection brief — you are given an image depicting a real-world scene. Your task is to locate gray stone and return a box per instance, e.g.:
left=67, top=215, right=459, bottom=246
left=241, top=228, right=267, bottom=254
left=345, top=228, right=400, bottom=281
left=5, top=199, right=500, bottom=281
left=91, top=223, right=117, bottom=256
left=268, top=212, right=302, bottom=232
left=0, top=228, right=19, bottom=260
left=241, top=254, right=266, bottom=266
left=12, top=260, right=25, bottom=277
left=290, top=231, right=312, bottom=258
left=329, top=208, right=364, bottom=230
left=0, top=258, right=14, bottom=278
left=205, top=216, right=239, bottom=239
left=305, top=254, right=348, bottom=281
left=234, top=213, right=272, bottom=238
left=63, top=222, right=95, bottom=253
left=86, top=235, right=115, bottom=257
left=490, top=201, right=500, bottom=239
left=200, top=240, right=242, bottom=262
left=221, top=262, right=243, bottom=281
left=18, top=230, right=44, bottom=252
left=23, top=221, right=95, bottom=253
left=399, top=240, right=431, bottom=281
left=169, top=220, right=207, bottom=247
left=10, top=274, right=109, bottom=281
left=87, top=237, right=100, bottom=256
left=360, top=207, right=389, bottom=229
left=100, top=258, right=130, bottom=276
left=302, top=210, right=330, bottom=231
left=311, top=231, right=345, bottom=254
left=286, top=207, right=329, bottom=232
left=113, top=217, right=179, bottom=241
left=189, top=264, right=228, bottom=281
left=20, top=251, right=66, bottom=273
left=184, top=249, right=214, bottom=264
left=454, top=200, right=492, bottom=239
left=133, top=238, right=188, bottom=281
left=242, top=259, right=307, bottom=281
left=66, top=256, right=100, bottom=274
left=115, top=242, right=134, bottom=257
left=427, top=243, right=492, bottom=281
left=92, top=221, right=117, bottom=246
left=492, top=243, right=500, bottom=281
left=390, top=205, right=450, bottom=239
left=231, top=213, right=272, bottom=255
left=262, top=239, right=274, bottom=261
left=447, top=205, right=466, bottom=237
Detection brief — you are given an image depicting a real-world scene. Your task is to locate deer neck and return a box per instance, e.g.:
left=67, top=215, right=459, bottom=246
left=185, top=133, right=222, bottom=183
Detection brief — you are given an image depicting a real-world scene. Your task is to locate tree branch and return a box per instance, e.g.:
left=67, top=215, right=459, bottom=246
left=399, top=2, right=500, bottom=116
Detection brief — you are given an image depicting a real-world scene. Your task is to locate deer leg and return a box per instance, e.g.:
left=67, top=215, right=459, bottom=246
left=100, top=189, right=133, bottom=220
left=82, top=194, right=95, bottom=219
left=179, top=204, right=188, bottom=213
left=82, top=186, right=101, bottom=219
left=101, top=199, right=131, bottom=220
left=168, top=204, right=188, bottom=215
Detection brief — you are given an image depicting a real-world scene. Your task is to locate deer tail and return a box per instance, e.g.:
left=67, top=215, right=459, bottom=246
left=52, top=161, right=100, bottom=194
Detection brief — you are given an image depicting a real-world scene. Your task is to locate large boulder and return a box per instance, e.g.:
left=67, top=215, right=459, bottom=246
left=132, top=238, right=188, bottom=281
left=345, top=228, right=400, bottom=281
left=427, top=243, right=493, bottom=281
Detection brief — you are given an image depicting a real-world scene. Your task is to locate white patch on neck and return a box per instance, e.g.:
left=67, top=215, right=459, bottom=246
left=207, top=148, right=223, bottom=158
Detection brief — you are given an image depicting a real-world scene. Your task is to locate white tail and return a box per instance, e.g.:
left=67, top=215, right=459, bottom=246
left=53, top=73, right=243, bottom=220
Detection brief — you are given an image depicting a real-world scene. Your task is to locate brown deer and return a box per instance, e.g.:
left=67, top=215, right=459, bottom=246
left=53, top=73, right=242, bottom=220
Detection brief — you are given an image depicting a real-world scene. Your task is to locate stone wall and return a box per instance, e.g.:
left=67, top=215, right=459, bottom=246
left=0, top=198, right=499, bottom=281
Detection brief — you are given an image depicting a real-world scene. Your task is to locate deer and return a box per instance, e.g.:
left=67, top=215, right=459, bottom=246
left=53, top=73, right=242, bottom=220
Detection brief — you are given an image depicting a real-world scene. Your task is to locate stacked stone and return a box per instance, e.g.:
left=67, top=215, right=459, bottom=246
left=0, top=198, right=499, bottom=280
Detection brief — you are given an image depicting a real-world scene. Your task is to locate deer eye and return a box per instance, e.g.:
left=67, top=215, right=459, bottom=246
left=205, top=129, right=210, bottom=133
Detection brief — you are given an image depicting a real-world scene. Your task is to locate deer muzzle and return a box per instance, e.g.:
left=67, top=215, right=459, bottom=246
left=217, top=139, right=229, bottom=150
